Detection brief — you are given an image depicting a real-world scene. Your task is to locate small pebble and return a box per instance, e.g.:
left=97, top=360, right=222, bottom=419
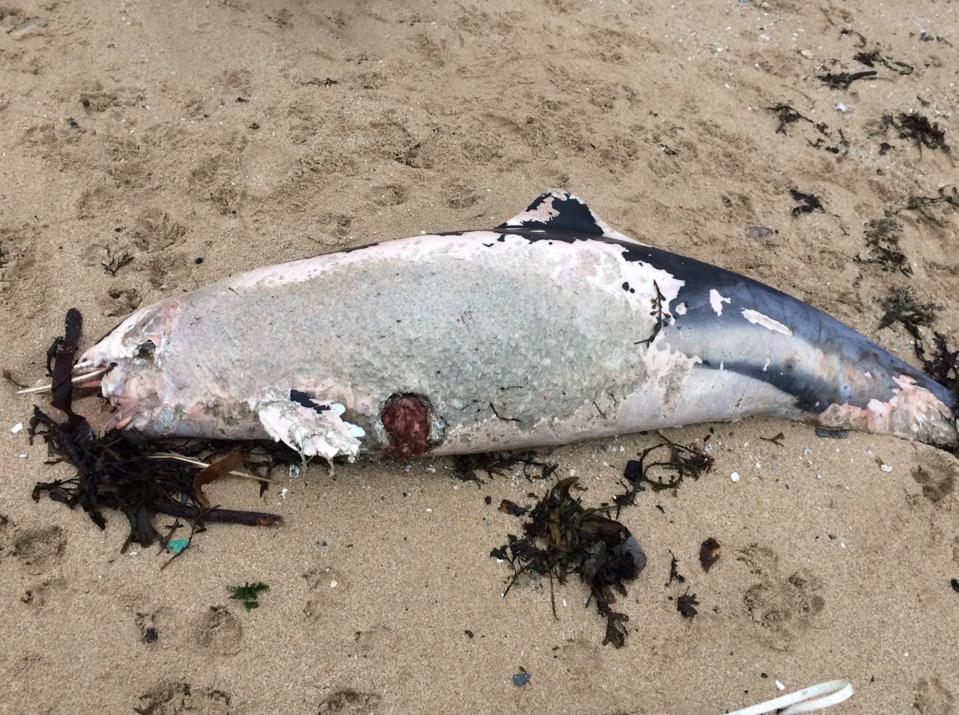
left=776, top=680, right=786, bottom=691
left=880, top=464, right=893, bottom=473
left=730, top=471, right=741, bottom=482
left=10, top=422, right=23, bottom=434
left=746, top=226, right=776, bottom=238
left=512, top=670, right=531, bottom=687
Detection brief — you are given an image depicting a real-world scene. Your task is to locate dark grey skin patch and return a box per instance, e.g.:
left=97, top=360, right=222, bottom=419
left=289, top=389, right=329, bottom=413
left=497, top=192, right=609, bottom=235
left=498, top=227, right=956, bottom=416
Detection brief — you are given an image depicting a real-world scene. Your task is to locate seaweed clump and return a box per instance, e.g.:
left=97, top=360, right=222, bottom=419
left=790, top=189, right=825, bottom=216
left=491, top=478, right=647, bottom=648
left=489, top=435, right=713, bottom=646
left=452, top=451, right=557, bottom=484
left=882, top=113, right=950, bottom=155
left=903, top=186, right=959, bottom=229
left=878, top=288, right=938, bottom=331
left=229, top=582, right=270, bottom=610
left=613, top=433, right=715, bottom=512
left=769, top=103, right=811, bottom=135
left=28, top=310, right=286, bottom=554
left=878, top=289, right=959, bottom=399
left=817, top=69, right=877, bottom=90
left=853, top=49, right=913, bottom=75
left=857, top=213, right=911, bottom=275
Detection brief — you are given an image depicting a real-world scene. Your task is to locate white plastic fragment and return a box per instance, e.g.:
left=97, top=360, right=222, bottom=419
left=728, top=679, right=854, bottom=714
left=731, top=471, right=741, bottom=482
left=776, top=680, right=786, bottom=691
left=10, top=422, right=23, bottom=434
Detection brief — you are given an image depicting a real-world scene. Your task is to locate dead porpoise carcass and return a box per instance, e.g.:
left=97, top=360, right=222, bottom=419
left=29, top=190, right=958, bottom=461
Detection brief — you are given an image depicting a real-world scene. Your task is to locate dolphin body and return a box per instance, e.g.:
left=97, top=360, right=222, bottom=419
left=73, top=191, right=957, bottom=460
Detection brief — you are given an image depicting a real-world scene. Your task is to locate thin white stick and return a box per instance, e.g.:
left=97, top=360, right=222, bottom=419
left=15, top=367, right=110, bottom=395
left=147, top=452, right=274, bottom=484
left=728, top=680, right=853, bottom=715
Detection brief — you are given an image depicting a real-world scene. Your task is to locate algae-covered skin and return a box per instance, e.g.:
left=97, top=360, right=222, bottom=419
left=79, top=191, right=958, bottom=458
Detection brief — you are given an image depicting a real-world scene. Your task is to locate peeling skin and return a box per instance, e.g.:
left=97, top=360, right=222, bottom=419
left=741, top=308, right=793, bottom=336
left=816, top=375, right=957, bottom=446
left=709, top=289, right=731, bottom=316
left=80, top=191, right=959, bottom=453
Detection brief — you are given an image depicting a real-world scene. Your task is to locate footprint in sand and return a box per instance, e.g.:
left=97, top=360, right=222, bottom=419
left=910, top=451, right=957, bottom=505
left=135, top=680, right=233, bottom=715
left=914, top=677, right=955, bottom=715
left=303, top=566, right=350, bottom=622
left=130, top=207, right=188, bottom=252
left=195, top=605, right=243, bottom=656
left=351, top=624, right=398, bottom=657
left=368, top=183, right=409, bottom=207
left=11, top=525, right=66, bottom=576
left=20, top=577, right=66, bottom=609
left=737, top=544, right=826, bottom=651
left=316, top=689, right=383, bottom=714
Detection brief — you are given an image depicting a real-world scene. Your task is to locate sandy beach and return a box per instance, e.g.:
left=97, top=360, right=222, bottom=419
left=1, top=1, right=957, bottom=713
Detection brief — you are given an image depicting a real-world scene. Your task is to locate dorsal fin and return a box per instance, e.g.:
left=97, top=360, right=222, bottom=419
left=497, top=189, right=636, bottom=242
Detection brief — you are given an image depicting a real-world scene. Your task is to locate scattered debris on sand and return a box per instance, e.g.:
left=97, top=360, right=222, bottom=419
left=699, top=538, right=721, bottom=573
left=789, top=189, right=825, bottom=216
